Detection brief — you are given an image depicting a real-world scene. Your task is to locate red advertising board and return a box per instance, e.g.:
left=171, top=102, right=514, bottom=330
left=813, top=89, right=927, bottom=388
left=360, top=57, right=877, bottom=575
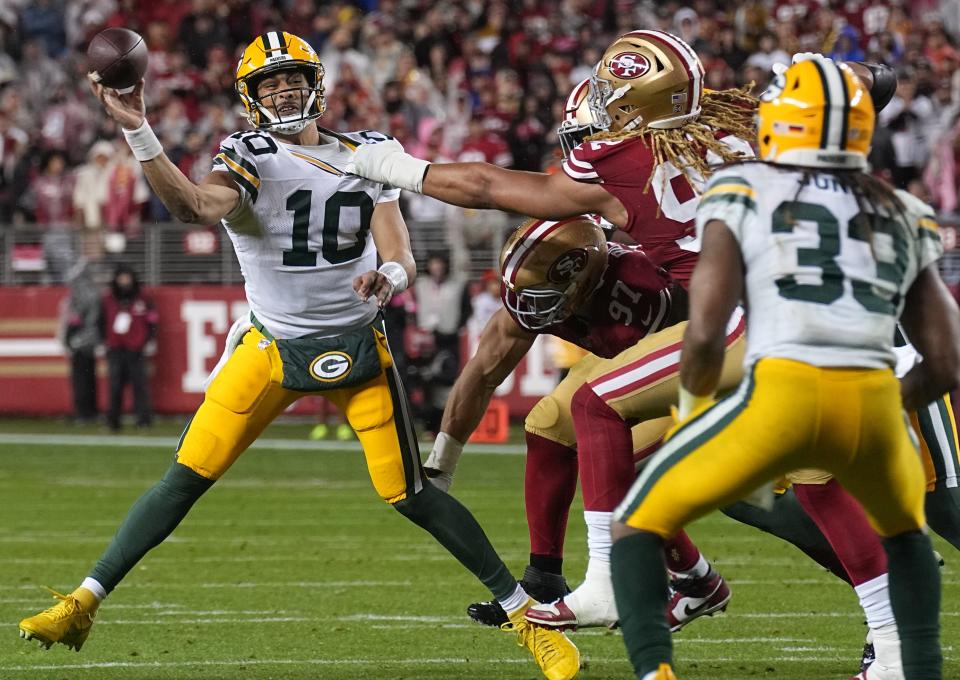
left=0, top=286, right=559, bottom=417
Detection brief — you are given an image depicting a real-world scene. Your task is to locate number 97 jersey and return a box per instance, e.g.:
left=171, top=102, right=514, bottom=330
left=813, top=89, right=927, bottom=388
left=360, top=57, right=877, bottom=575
left=696, top=163, right=944, bottom=370
left=211, top=129, right=400, bottom=339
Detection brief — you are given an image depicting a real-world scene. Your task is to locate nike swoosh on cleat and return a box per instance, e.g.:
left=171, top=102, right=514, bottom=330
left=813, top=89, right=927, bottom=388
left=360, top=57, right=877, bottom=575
left=681, top=601, right=710, bottom=618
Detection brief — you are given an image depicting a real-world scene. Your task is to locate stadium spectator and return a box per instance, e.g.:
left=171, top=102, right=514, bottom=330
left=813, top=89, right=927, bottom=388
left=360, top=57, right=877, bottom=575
left=467, top=269, right=502, bottom=338
left=21, top=0, right=67, bottom=58
left=879, top=70, right=936, bottom=188
left=177, top=0, right=230, bottom=69
left=0, top=110, right=28, bottom=223
left=72, top=139, right=115, bottom=259
left=102, top=264, right=157, bottom=432
left=29, top=150, right=75, bottom=283
left=414, top=251, right=471, bottom=435
left=59, top=259, right=102, bottom=424
left=102, top=142, right=149, bottom=242
left=744, top=31, right=790, bottom=73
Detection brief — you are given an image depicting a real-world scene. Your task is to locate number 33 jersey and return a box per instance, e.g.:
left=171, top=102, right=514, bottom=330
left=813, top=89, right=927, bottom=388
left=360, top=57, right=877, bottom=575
left=696, top=163, right=944, bottom=369
left=211, top=129, right=400, bottom=339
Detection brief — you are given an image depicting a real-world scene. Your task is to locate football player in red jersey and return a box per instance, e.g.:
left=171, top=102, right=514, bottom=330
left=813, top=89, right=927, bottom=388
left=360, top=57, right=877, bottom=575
left=437, top=215, right=740, bottom=631
left=349, top=30, right=757, bottom=631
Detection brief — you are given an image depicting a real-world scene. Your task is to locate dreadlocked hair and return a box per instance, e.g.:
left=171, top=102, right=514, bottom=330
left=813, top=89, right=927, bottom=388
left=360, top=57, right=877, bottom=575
left=584, top=85, right=759, bottom=195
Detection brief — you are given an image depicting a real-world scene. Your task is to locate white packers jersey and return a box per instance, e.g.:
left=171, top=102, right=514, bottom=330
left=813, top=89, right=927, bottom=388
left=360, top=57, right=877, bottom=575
left=696, top=163, right=944, bottom=369
left=211, top=128, right=400, bottom=339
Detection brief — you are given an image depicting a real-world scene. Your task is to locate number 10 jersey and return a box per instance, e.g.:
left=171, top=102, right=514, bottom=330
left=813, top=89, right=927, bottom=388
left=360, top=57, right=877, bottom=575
left=211, top=128, right=400, bottom=339
left=696, top=163, right=944, bottom=370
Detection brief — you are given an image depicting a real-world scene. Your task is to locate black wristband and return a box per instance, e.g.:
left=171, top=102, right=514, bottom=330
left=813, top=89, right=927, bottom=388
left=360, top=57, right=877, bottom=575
left=855, top=61, right=898, bottom=112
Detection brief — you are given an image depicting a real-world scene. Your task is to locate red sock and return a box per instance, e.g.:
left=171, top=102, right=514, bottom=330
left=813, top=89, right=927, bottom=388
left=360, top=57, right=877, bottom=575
left=794, top=480, right=887, bottom=586
left=524, top=432, right=579, bottom=560
left=664, top=530, right=703, bottom=572
left=571, top=383, right=636, bottom=512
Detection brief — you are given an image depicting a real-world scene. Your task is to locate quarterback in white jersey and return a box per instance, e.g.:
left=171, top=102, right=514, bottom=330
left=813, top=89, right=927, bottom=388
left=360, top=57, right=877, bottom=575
left=608, top=58, right=960, bottom=680
left=212, top=126, right=399, bottom=338
left=18, top=31, right=582, bottom=680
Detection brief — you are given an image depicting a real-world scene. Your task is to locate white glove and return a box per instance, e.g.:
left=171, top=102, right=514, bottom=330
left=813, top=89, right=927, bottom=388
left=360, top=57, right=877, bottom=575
left=345, top=139, right=430, bottom=193
left=423, top=432, right=464, bottom=493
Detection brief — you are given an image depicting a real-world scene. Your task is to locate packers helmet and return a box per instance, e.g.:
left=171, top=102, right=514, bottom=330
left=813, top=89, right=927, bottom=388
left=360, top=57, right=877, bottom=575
left=500, top=217, right=608, bottom=331
left=235, top=31, right=326, bottom=134
left=557, top=78, right=602, bottom=158
left=587, top=30, right=704, bottom=133
left=758, top=58, right=874, bottom=169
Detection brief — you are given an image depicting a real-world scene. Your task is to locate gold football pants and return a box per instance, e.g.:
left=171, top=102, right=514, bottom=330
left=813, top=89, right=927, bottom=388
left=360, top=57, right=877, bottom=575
left=176, top=327, right=423, bottom=503
left=616, top=358, right=927, bottom=539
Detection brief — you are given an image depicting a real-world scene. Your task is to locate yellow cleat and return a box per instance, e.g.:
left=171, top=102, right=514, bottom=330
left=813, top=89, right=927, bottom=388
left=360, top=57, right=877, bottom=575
left=641, top=663, right=678, bottom=680
left=502, top=599, right=581, bottom=680
left=18, top=587, right=99, bottom=652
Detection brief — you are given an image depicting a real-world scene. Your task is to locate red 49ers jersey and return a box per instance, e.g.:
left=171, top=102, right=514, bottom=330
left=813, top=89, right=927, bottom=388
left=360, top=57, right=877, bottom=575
left=562, top=133, right=753, bottom=285
left=548, top=243, right=677, bottom=358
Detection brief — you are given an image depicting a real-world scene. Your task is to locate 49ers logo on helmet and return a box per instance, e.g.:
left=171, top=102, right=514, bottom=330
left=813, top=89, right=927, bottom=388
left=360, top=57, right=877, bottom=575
left=608, top=52, right=650, bottom=80
left=548, top=249, right=588, bottom=284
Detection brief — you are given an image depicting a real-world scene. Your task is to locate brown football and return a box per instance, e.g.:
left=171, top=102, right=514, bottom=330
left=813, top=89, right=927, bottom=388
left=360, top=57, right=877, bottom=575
left=87, top=28, right=148, bottom=90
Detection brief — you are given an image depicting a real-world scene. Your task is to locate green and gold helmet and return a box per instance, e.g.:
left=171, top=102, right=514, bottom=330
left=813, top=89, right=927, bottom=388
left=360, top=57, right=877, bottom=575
left=235, top=31, right=326, bottom=134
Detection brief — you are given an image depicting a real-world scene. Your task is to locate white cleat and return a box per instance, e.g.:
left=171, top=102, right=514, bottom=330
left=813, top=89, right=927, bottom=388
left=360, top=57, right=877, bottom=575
left=526, top=570, right=618, bottom=630
left=851, top=664, right=905, bottom=680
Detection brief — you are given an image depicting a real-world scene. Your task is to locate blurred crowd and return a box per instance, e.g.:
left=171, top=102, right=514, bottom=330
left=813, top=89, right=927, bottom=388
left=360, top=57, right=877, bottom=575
left=2, top=0, right=960, bottom=272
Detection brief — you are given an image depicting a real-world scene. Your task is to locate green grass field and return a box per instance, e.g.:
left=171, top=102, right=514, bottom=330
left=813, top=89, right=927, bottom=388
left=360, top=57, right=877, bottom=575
left=0, top=419, right=957, bottom=679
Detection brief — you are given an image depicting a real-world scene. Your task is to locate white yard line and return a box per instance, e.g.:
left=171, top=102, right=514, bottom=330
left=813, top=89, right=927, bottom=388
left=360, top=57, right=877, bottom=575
left=1, top=655, right=874, bottom=673
left=0, top=433, right=526, bottom=454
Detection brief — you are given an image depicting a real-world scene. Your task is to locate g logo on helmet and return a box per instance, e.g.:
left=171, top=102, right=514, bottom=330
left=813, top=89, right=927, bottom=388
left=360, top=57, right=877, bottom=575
left=608, top=52, right=651, bottom=80
left=309, top=351, right=353, bottom=382
left=548, top=249, right=588, bottom=284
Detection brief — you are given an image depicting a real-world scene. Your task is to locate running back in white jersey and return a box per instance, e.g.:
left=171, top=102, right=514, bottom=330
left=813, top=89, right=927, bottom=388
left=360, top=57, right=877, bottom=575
left=695, top=162, right=944, bottom=369
left=212, top=128, right=400, bottom=339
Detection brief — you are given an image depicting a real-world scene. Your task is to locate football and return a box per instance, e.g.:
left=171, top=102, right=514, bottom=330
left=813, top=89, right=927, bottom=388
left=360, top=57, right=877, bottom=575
left=86, top=27, right=148, bottom=91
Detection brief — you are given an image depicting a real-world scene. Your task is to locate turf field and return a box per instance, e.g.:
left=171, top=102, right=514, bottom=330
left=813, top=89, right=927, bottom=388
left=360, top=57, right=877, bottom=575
left=1, top=419, right=957, bottom=679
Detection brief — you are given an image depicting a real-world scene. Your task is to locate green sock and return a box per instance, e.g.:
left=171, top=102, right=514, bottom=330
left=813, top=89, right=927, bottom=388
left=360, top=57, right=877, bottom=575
left=883, top=530, right=942, bottom=679
left=611, top=531, right=671, bottom=678
left=393, top=483, right=517, bottom=600
left=925, top=485, right=960, bottom=551
left=90, top=462, right=214, bottom=593
left=722, top=489, right=849, bottom=584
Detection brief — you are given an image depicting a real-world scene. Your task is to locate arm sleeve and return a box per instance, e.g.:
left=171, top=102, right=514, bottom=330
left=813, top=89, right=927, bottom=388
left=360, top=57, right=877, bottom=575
left=695, top=169, right=758, bottom=244
left=211, top=136, right=261, bottom=205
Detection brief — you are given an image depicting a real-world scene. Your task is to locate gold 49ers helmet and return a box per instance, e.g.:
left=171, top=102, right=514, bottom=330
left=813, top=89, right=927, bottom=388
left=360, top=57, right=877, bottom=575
left=235, top=31, right=326, bottom=134
left=758, top=58, right=874, bottom=169
left=587, top=30, right=704, bottom=133
left=500, top=217, right=608, bottom=331
left=557, top=78, right=602, bottom=158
